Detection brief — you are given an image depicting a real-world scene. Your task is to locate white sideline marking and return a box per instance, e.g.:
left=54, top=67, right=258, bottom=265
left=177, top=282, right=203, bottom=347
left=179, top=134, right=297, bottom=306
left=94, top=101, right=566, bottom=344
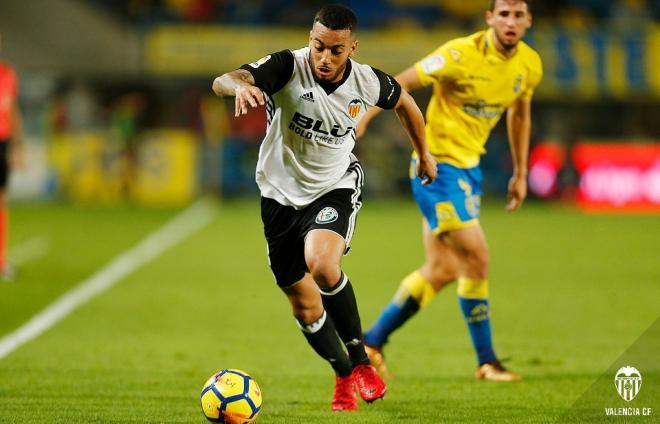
left=0, top=199, right=217, bottom=360
left=9, top=236, right=50, bottom=265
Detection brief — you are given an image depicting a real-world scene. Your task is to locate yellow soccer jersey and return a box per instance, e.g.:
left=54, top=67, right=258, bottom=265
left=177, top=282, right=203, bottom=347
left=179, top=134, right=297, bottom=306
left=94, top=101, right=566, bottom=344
left=414, top=29, right=543, bottom=168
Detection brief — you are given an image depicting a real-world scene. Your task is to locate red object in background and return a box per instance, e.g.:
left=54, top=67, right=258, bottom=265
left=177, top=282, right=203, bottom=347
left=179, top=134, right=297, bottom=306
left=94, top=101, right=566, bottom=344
left=528, top=142, right=566, bottom=198
left=231, top=105, right=266, bottom=142
left=0, top=63, right=18, bottom=140
left=572, top=143, right=660, bottom=213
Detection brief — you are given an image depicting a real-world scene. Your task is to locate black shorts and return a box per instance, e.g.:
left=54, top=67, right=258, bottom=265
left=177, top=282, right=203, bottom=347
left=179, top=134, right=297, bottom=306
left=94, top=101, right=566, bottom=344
left=0, top=142, right=8, bottom=188
left=261, top=188, right=362, bottom=288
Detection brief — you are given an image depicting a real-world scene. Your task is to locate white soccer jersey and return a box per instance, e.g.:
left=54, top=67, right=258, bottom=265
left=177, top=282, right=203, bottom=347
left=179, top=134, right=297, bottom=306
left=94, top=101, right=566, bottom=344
left=240, top=47, right=401, bottom=209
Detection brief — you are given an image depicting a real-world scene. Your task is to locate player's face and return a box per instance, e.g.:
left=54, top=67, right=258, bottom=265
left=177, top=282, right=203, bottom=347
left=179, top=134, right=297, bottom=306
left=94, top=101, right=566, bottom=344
left=486, top=0, right=532, bottom=52
left=308, top=22, right=357, bottom=83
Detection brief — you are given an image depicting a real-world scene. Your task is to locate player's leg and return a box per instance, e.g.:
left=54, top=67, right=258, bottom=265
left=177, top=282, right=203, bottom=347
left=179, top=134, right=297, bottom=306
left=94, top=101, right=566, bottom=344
left=305, top=229, right=387, bottom=403
left=283, top=274, right=352, bottom=377
left=282, top=275, right=357, bottom=411
left=260, top=196, right=356, bottom=410
left=303, top=186, right=386, bottom=402
left=448, top=224, right=494, bottom=364
left=364, top=159, right=460, bottom=374
left=0, top=142, right=11, bottom=281
left=363, top=219, right=460, bottom=368
left=0, top=190, right=7, bottom=277
left=305, top=228, right=369, bottom=366
left=448, top=224, right=520, bottom=381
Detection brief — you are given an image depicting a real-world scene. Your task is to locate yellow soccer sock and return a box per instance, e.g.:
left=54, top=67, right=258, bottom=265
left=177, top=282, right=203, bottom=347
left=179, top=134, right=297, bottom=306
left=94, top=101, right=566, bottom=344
left=364, top=271, right=436, bottom=347
left=457, top=277, right=496, bottom=364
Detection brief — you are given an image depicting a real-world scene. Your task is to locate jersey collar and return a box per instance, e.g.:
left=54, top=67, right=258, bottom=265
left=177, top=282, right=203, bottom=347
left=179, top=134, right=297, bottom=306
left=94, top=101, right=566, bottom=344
left=317, top=59, right=352, bottom=95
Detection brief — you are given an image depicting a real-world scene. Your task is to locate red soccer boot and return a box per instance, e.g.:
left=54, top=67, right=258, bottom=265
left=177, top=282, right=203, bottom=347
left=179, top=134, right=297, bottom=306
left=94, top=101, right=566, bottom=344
left=352, top=364, right=387, bottom=403
left=331, top=374, right=358, bottom=411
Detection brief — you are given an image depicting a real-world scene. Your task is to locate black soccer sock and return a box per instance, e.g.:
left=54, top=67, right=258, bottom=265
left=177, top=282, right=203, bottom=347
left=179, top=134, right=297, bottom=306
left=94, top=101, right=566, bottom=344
left=320, top=272, right=370, bottom=367
left=297, top=310, right=353, bottom=377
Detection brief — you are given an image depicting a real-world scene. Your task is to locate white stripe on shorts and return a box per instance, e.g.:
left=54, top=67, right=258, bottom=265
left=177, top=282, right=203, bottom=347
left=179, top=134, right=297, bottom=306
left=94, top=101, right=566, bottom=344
left=345, top=162, right=363, bottom=247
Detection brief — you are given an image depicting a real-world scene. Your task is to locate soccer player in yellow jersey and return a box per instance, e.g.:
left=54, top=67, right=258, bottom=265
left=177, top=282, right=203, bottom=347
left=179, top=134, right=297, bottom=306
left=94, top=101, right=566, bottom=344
left=358, top=0, right=542, bottom=381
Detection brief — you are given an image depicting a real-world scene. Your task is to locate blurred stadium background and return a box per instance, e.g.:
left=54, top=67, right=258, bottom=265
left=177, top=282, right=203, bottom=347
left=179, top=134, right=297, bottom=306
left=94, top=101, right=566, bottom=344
left=0, top=1, right=659, bottom=423
left=1, top=0, right=659, bottom=209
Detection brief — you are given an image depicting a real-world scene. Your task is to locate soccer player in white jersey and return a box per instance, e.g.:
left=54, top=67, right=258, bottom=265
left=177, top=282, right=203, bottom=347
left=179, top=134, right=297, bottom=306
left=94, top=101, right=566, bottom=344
left=212, top=4, right=437, bottom=412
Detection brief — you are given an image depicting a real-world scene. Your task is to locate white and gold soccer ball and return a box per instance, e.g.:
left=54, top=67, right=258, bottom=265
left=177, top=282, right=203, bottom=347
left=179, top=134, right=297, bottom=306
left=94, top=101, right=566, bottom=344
left=200, top=369, right=262, bottom=423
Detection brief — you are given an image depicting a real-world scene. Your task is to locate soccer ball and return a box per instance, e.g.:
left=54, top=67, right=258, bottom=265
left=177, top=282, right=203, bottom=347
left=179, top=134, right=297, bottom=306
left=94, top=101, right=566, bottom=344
left=200, top=369, right=262, bottom=423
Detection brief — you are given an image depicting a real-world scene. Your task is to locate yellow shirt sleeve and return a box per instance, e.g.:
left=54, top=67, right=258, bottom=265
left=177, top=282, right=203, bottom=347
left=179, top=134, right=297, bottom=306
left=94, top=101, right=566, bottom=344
left=414, top=40, right=464, bottom=87
left=519, top=49, right=543, bottom=102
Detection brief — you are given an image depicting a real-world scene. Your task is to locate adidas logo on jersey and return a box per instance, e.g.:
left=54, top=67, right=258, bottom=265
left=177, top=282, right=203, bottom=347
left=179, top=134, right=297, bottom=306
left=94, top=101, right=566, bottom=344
left=300, top=92, right=315, bottom=102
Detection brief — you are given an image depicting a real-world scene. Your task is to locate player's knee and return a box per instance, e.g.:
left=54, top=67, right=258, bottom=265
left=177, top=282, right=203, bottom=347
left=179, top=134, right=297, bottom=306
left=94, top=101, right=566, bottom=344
left=306, top=256, right=341, bottom=288
left=430, top=271, right=459, bottom=290
left=291, top=301, right=323, bottom=324
left=466, top=250, right=489, bottom=279
left=423, top=262, right=459, bottom=290
left=294, top=309, right=322, bottom=325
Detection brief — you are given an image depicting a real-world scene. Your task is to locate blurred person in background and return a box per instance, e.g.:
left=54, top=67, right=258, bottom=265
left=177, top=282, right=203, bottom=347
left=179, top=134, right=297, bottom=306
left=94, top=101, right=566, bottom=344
left=212, top=4, right=436, bottom=412
left=110, top=91, right=147, bottom=198
left=358, top=0, right=542, bottom=381
left=0, top=33, right=23, bottom=281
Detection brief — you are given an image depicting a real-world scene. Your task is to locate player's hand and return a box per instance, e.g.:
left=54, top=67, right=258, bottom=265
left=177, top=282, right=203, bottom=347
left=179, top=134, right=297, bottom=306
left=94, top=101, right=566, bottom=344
left=234, top=84, right=265, bottom=117
left=506, top=174, right=527, bottom=211
left=417, top=152, right=437, bottom=185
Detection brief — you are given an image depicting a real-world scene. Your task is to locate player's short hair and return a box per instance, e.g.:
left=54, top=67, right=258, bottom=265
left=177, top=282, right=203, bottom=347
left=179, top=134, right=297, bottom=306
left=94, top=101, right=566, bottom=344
left=313, top=4, right=358, bottom=32
left=489, top=0, right=532, bottom=12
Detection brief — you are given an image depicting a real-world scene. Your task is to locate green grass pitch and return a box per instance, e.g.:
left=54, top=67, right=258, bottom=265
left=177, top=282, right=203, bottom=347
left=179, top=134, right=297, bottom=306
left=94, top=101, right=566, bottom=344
left=0, top=199, right=657, bottom=423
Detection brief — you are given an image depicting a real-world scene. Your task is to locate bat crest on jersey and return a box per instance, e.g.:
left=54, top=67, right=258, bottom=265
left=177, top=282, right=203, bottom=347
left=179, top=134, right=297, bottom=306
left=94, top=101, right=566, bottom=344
left=348, top=99, right=363, bottom=118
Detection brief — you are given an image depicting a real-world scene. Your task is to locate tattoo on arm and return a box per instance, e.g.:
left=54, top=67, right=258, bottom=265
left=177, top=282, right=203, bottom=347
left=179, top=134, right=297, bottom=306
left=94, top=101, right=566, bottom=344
left=213, top=69, right=256, bottom=97
left=233, top=69, right=255, bottom=85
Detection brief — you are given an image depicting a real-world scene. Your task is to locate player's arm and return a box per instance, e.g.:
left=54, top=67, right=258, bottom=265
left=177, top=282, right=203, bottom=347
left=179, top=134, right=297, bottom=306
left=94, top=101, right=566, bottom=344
left=212, top=50, right=294, bottom=117
left=393, top=90, right=436, bottom=185
left=356, top=66, right=423, bottom=139
left=212, top=70, right=264, bottom=117
left=395, top=66, right=425, bottom=92
left=358, top=41, right=456, bottom=138
left=505, top=97, right=532, bottom=211
left=369, top=67, right=436, bottom=183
